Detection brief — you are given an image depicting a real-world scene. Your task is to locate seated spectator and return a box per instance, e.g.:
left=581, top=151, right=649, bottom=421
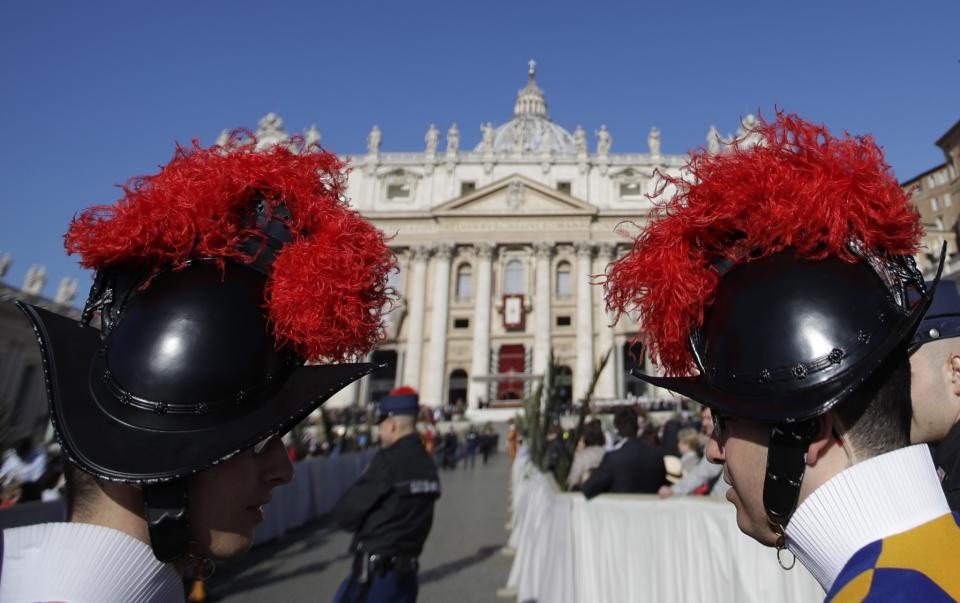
left=567, top=420, right=606, bottom=490
left=676, top=427, right=701, bottom=474
left=660, top=415, right=682, bottom=456
left=658, top=407, right=729, bottom=498
left=544, top=424, right=569, bottom=473
left=582, top=408, right=666, bottom=499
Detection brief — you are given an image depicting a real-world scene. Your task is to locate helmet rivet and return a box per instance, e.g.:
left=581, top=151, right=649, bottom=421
left=930, top=328, right=941, bottom=339
left=758, top=369, right=771, bottom=383
left=792, top=363, right=808, bottom=379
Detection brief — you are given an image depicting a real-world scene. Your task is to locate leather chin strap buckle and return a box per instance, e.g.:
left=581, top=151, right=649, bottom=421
left=144, top=480, right=191, bottom=563
left=763, top=418, right=819, bottom=569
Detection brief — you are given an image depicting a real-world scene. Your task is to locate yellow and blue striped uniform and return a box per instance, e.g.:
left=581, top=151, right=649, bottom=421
left=826, top=512, right=960, bottom=601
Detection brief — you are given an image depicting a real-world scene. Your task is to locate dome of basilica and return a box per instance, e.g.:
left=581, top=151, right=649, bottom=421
left=475, top=61, right=579, bottom=156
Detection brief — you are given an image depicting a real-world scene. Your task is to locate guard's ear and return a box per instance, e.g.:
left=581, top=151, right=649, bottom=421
left=805, top=414, right=835, bottom=467
left=947, top=353, right=960, bottom=397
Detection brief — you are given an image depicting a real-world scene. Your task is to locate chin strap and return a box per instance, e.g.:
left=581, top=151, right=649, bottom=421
left=144, top=480, right=191, bottom=563
left=763, top=418, right=819, bottom=570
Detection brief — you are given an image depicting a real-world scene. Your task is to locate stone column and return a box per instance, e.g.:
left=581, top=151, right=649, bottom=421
left=574, top=241, right=595, bottom=402
left=614, top=335, right=626, bottom=399
left=468, top=242, right=496, bottom=411
left=402, top=245, right=431, bottom=390
left=595, top=243, right=617, bottom=400
left=532, top=242, right=554, bottom=378
left=424, top=243, right=454, bottom=407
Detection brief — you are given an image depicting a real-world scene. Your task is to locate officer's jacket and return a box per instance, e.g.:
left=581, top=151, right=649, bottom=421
left=333, top=433, right=441, bottom=557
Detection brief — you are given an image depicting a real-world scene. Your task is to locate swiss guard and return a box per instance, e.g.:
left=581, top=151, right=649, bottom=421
left=0, top=131, right=396, bottom=602
left=605, top=112, right=960, bottom=600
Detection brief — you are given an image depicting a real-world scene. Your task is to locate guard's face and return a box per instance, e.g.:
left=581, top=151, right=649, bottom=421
left=188, top=435, right=294, bottom=559
left=705, top=412, right=779, bottom=546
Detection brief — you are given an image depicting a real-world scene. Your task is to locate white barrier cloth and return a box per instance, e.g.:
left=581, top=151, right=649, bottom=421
left=507, top=460, right=824, bottom=603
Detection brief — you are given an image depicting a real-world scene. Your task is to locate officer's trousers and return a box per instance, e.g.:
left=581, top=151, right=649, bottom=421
left=332, top=569, right=417, bottom=603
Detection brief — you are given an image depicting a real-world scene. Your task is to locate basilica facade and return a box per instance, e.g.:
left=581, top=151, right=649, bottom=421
left=237, top=64, right=748, bottom=411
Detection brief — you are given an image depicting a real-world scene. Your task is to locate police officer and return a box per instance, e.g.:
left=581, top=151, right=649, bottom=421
left=333, top=386, right=441, bottom=602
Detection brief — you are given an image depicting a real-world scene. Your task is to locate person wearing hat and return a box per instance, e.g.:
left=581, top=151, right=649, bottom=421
left=0, top=131, right=396, bottom=602
left=605, top=113, right=960, bottom=600
left=910, top=279, right=960, bottom=511
left=332, top=386, right=440, bottom=603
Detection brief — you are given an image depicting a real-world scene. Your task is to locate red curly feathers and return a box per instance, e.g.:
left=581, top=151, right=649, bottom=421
left=65, top=131, right=397, bottom=363
left=389, top=386, right=419, bottom=396
left=604, top=112, right=922, bottom=376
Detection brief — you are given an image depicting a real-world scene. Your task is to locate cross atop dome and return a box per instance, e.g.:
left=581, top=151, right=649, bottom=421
left=528, top=58, right=536, bottom=77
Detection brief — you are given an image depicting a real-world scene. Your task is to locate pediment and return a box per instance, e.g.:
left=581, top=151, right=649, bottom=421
left=432, top=175, right=597, bottom=217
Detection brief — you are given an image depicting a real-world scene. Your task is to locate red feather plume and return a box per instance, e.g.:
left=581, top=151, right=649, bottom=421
left=603, top=112, right=922, bottom=376
left=65, top=131, right=397, bottom=363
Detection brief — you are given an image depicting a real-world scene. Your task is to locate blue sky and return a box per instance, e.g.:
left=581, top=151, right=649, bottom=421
left=1, top=0, right=958, bottom=302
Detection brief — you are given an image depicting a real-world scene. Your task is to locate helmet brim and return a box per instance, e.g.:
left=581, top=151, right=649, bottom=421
left=16, top=301, right=374, bottom=483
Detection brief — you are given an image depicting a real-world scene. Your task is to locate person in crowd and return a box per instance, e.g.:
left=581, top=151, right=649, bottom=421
left=333, top=387, right=440, bottom=602
left=478, top=423, right=497, bottom=464
left=607, top=112, right=960, bottom=598
left=463, top=425, right=479, bottom=469
left=442, top=426, right=459, bottom=469
left=659, top=408, right=728, bottom=498
left=908, top=279, right=960, bottom=511
left=581, top=408, right=666, bottom=498
left=659, top=415, right=682, bottom=457
left=567, top=419, right=607, bottom=490
left=676, top=427, right=701, bottom=474
left=0, top=132, right=394, bottom=602
left=507, top=420, right=519, bottom=461
left=543, top=423, right=569, bottom=474
left=0, top=438, right=48, bottom=487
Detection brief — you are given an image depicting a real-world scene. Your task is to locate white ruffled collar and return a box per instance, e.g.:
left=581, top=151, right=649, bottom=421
left=1, top=521, right=183, bottom=602
left=785, top=444, right=949, bottom=591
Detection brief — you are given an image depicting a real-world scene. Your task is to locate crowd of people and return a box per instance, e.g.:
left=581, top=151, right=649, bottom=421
left=524, top=403, right=728, bottom=501
left=0, top=437, right=65, bottom=509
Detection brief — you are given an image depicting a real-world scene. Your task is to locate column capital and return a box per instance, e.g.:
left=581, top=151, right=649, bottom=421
left=411, top=245, right=434, bottom=261
left=533, top=241, right=555, bottom=259
left=575, top=240, right=595, bottom=258
left=433, top=242, right=456, bottom=260
left=473, top=241, right=497, bottom=260
left=596, top=242, right=616, bottom=260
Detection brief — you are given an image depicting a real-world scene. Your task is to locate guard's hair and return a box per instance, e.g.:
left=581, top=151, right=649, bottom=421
left=614, top=407, right=639, bottom=438
left=832, top=346, right=911, bottom=458
left=63, top=461, right=101, bottom=521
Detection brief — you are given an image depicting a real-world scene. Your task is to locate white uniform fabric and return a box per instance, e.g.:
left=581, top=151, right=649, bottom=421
left=786, top=444, right=950, bottom=592
left=1, top=522, right=183, bottom=603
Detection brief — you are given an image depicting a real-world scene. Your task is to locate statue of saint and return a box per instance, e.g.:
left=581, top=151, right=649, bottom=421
left=574, top=125, right=587, bottom=155
left=367, top=125, right=382, bottom=155
left=446, top=123, right=460, bottom=154
left=481, top=122, right=495, bottom=153
left=23, top=264, right=46, bottom=295
left=707, top=125, right=721, bottom=154
left=596, top=125, right=612, bottom=156
left=647, top=126, right=661, bottom=156
left=303, top=124, right=321, bottom=150
left=425, top=124, right=440, bottom=154
left=55, top=277, right=78, bottom=305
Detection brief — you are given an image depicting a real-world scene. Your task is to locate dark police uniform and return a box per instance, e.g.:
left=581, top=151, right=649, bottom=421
left=332, top=389, right=440, bottom=603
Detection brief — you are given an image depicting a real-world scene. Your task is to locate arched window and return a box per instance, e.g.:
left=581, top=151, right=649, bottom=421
left=555, top=261, right=572, bottom=297
left=505, top=259, right=524, bottom=294
left=456, top=263, right=472, bottom=300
